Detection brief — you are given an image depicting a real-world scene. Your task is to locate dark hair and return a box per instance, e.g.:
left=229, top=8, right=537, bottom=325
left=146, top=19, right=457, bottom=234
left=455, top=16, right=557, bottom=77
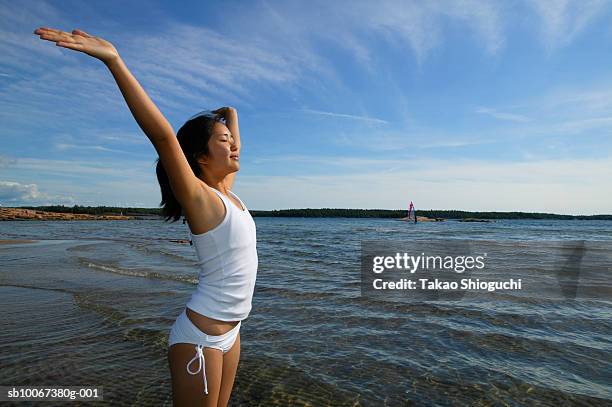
left=155, top=114, right=223, bottom=222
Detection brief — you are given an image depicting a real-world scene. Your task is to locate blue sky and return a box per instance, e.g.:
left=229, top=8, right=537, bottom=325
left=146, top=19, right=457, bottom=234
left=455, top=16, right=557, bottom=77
left=1, top=0, right=611, bottom=214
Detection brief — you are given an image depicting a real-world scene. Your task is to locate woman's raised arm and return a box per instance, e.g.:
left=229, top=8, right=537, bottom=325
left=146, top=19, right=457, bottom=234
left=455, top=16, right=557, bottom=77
left=212, top=107, right=241, bottom=190
left=33, top=27, right=203, bottom=203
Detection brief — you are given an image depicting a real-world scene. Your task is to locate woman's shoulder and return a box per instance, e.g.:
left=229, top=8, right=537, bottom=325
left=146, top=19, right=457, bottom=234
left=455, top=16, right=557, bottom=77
left=182, top=184, right=227, bottom=236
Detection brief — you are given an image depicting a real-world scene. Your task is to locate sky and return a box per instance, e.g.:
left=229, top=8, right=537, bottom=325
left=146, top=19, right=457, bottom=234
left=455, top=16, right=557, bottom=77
left=1, top=0, right=611, bottom=214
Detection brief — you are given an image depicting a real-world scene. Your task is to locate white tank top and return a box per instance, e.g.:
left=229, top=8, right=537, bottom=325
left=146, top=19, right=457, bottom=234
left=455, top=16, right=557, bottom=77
left=183, top=187, right=258, bottom=321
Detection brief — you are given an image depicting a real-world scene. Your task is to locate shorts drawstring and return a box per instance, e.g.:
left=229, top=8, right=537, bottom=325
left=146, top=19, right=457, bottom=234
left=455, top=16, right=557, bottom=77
left=169, top=311, right=242, bottom=396
left=186, top=344, right=208, bottom=394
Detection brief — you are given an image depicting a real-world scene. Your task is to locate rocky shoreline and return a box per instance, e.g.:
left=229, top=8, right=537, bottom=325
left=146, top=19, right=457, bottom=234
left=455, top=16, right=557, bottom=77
left=0, top=208, right=136, bottom=221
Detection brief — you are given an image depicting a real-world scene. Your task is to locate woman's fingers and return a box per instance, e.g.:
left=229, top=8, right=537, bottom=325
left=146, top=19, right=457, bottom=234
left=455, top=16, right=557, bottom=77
left=37, top=31, right=81, bottom=48
left=36, top=29, right=70, bottom=41
left=72, top=29, right=92, bottom=38
left=35, top=27, right=74, bottom=40
left=34, top=27, right=68, bottom=36
left=40, top=34, right=76, bottom=45
left=34, top=27, right=56, bottom=34
left=35, top=27, right=90, bottom=38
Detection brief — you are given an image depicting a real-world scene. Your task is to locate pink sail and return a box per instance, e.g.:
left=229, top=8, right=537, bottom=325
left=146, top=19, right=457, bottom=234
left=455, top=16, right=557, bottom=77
left=400, top=200, right=417, bottom=223
left=407, top=201, right=414, bottom=220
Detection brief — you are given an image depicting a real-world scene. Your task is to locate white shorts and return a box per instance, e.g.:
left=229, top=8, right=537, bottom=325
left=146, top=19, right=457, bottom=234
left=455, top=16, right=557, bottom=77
left=168, top=307, right=241, bottom=394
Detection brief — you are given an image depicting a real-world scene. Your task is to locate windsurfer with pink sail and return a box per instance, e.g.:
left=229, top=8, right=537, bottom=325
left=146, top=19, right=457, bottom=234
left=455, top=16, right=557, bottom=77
left=408, top=201, right=417, bottom=223
left=400, top=201, right=417, bottom=223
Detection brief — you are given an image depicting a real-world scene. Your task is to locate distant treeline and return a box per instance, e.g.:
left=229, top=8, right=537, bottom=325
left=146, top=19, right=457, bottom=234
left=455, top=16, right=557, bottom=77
left=249, top=209, right=612, bottom=220
left=12, top=205, right=612, bottom=220
left=418, top=210, right=612, bottom=220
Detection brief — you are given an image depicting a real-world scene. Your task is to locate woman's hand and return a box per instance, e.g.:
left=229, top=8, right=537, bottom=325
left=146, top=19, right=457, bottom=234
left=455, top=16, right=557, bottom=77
left=33, top=27, right=119, bottom=65
left=211, top=106, right=236, bottom=120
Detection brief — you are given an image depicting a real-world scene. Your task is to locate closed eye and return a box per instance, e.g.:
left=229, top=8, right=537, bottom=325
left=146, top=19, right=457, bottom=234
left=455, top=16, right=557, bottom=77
left=219, top=133, right=234, bottom=143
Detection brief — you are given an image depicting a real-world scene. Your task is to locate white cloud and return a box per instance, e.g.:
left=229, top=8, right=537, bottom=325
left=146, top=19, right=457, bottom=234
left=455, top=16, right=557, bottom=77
left=329, top=126, right=495, bottom=152
left=300, top=109, right=389, bottom=124
left=530, top=0, right=609, bottom=50
left=0, top=180, right=75, bottom=206
left=127, top=23, right=303, bottom=106
left=53, top=143, right=141, bottom=155
left=252, top=154, right=406, bottom=168
left=88, top=129, right=148, bottom=145
left=247, top=0, right=505, bottom=67
left=476, top=107, right=532, bottom=123
left=370, top=0, right=503, bottom=61
left=0, top=181, right=41, bottom=201
left=472, top=83, right=612, bottom=141
left=537, top=85, right=612, bottom=115
left=543, top=116, right=612, bottom=135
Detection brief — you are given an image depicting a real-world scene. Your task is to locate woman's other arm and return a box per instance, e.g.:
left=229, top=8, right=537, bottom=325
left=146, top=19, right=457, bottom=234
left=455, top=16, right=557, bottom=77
left=213, top=107, right=241, bottom=190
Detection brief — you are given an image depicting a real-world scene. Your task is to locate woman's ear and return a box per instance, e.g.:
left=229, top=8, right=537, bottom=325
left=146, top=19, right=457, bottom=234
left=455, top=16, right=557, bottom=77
left=195, top=152, right=209, bottom=166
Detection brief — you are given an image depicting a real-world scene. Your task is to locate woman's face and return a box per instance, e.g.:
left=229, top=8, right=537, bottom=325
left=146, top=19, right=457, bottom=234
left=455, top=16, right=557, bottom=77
left=201, top=121, right=239, bottom=175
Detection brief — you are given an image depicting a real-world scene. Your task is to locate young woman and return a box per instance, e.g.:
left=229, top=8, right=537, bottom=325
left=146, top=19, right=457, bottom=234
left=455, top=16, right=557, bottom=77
left=34, top=27, right=258, bottom=406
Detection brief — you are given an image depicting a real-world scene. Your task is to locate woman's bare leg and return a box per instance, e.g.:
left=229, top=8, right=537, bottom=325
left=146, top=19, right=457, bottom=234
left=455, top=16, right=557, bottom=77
left=218, top=333, right=241, bottom=407
left=168, top=344, right=224, bottom=407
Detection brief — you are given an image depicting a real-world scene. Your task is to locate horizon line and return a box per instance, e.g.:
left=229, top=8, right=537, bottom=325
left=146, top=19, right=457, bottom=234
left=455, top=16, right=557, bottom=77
left=4, top=205, right=611, bottom=217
